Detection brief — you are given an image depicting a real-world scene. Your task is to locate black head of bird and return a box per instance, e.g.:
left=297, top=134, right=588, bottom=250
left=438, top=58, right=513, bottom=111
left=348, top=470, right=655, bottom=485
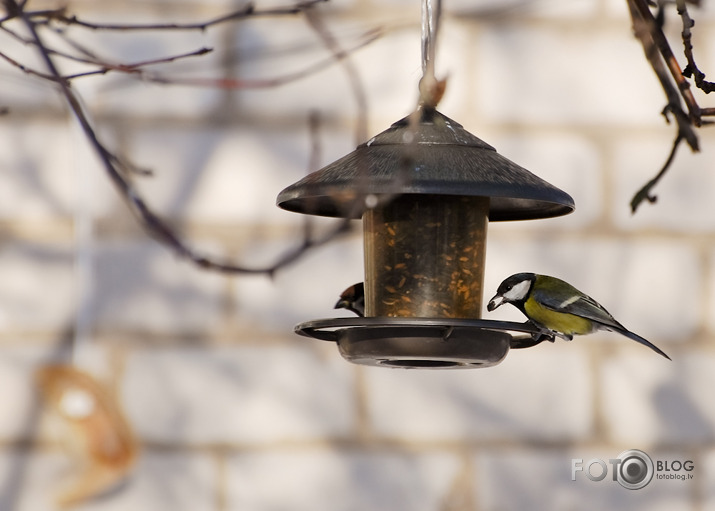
left=334, top=282, right=365, bottom=317
left=487, top=272, right=670, bottom=360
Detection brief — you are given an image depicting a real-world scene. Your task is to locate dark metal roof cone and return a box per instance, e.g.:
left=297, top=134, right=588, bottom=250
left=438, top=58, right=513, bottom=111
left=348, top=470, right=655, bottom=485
left=277, top=108, right=574, bottom=221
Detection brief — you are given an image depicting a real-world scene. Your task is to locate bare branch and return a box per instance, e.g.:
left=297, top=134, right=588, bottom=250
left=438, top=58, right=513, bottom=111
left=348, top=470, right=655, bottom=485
left=0, top=21, right=213, bottom=82
left=8, top=0, right=358, bottom=275
left=63, top=47, right=213, bottom=81
left=677, top=0, right=715, bottom=94
left=630, top=0, right=700, bottom=123
left=630, top=133, right=683, bottom=212
left=138, top=28, right=381, bottom=91
left=626, top=0, right=708, bottom=212
left=0, top=47, right=56, bottom=80
left=304, top=6, right=368, bottom=145
left=48, top=1, right=327, bottom=32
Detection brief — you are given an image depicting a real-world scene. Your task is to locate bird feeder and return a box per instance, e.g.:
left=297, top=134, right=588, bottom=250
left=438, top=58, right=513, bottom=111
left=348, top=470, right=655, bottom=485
left=277, top=107, right=574, bottom=368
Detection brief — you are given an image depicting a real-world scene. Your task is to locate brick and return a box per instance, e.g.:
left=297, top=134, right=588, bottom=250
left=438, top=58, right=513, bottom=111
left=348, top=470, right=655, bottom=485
left=73, top=125, right=137, bottom=222
left=93, top=80, right=223, bottom=121
left=81, top=120, right=358, bottom=226
left=600, top=352, right=715, bottom=445
left=125, top=121, right=356, bottom=225
left=603, top=0, right=630, bottom=18
left=233, top=234, right=364, bottom=331
left=82, top=450, right=217, bottom=511
left=607, top=0, right=715, bottom=22
left=704, top=449, right=715, bottom=511
left=364, top=345, right=593, bottom=442
left=0, top=120, right=75, bottom=219
left=0, top=31, right=67, bottom=113
left=232, top=16, right=401, bottom=122
left=226, top=449, right=460, bottom=511
left=229, top=16, right=476, bottom=129
left=0, top=344, right=134, bottom=442
left=417, top=22, right=472, bottom=119
left=91, top=241, right=225, bottom=333
left=0, top=449, right=216, bottom=511
left=0, top=450, right=71, bottom=511
left=475, top=25, right=665, bottom=126
left=0, top=347, right=58, bottom=441
left=476, top=448, right=695, bottom=511
left=705, top=249, right=715, bottom=337
left=349, top=20, right=475, bottom=129
left=445, top=0, right=598, bottom=17
left=0, top=241, right=75, bottom=330
left=483, top=238, right=700, bottom=343
left=611, top=132, right=715, bottom=231
left=72, top=26, right=224, bottom=119
left=487, top=132, right=603, bottom=229
left=121, top=344, right=356, bottom=444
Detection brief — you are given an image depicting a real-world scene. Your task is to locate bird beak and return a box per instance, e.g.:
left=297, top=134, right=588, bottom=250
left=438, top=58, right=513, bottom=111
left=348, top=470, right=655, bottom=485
left=487, top=294, right=504, bottom=312
left=334, top=299, right=348, bottom=310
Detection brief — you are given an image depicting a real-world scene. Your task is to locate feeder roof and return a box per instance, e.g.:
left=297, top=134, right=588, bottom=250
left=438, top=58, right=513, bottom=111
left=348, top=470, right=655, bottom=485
left=277, top=108, right=574, bottom=221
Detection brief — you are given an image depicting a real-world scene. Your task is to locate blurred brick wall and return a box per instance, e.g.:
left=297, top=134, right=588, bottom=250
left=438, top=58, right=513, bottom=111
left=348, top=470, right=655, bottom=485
left=1, top=0, right=714, bottom=509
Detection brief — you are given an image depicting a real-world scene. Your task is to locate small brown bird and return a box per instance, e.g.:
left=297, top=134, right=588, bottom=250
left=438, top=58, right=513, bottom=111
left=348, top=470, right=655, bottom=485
left=335, top=282, right=365, bottom=317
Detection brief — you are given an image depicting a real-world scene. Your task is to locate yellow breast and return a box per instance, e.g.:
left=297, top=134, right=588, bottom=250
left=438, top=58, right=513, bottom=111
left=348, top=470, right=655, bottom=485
left=524, top=298, right=594, bottom=336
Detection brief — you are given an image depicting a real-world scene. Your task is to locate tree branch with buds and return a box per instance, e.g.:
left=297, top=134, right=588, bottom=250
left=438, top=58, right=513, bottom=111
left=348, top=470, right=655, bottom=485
left=627, top=0, right=715, bottom=212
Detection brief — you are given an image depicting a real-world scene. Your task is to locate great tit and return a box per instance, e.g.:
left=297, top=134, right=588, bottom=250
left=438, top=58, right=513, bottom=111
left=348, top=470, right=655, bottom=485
left=335, top=282, right=365, bottom=317
left=487, top=272, right=671, bottom=360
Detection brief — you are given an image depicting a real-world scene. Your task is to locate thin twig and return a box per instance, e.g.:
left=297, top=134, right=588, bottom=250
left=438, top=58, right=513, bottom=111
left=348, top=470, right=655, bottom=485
left=627, top=0, right=703, bottom=212
left=677, top=0, right=715, bottom=94
left=303, top=6, right=368, bottom=145
left=630, top=0, right=700, bottom=123
left=139, top=28, right=380, bottom=91
left=8, top=0, right=363, bottom=275
left=63, top=47, right=213, bottom=81
left=0, top=47, right=56, bottom=80
left=0, top=22, right=214, bottom=82
left=49, top=0, right=327, bottom=32
left=630, top=133, right=683, bottom=212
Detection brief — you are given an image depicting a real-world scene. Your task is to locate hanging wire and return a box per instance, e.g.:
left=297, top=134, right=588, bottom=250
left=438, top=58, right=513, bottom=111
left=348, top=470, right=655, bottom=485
left=421, top=0, right=441, bottom=79
left=419, top=0, right=445, bottom=109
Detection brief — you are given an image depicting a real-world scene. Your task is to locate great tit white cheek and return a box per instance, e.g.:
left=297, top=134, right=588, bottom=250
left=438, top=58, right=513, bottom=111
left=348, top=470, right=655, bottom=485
left=503, top=279, right=531, bottom=302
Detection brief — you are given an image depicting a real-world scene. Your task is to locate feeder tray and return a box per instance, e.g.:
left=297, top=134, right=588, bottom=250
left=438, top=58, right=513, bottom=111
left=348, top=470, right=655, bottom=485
left=296, top=317, right=548, bottom=369
left=277, top=108, right=574, bottom=369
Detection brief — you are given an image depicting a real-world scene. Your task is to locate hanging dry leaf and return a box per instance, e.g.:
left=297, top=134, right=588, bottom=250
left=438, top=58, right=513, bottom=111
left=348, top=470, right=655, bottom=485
left=36, top=365, right=138, bottom=508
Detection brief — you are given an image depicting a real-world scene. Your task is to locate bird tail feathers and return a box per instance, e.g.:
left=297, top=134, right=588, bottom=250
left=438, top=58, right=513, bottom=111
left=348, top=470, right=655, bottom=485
left=608, top=326, right=671, bottom=360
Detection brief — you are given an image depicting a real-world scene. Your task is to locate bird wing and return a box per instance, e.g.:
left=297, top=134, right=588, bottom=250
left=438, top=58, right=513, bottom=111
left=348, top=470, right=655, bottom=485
left=531, top=277, right=671, bottom=360
left=531, top=286, right=625, bottom=331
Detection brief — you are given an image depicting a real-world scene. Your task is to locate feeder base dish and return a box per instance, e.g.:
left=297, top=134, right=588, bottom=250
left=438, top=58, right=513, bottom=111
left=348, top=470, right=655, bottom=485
left=295, top=317, right=544, bottom=369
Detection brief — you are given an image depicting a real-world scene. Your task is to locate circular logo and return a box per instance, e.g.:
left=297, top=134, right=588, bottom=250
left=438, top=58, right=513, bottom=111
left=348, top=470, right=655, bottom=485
left=616, top=449, right=654, bottom=490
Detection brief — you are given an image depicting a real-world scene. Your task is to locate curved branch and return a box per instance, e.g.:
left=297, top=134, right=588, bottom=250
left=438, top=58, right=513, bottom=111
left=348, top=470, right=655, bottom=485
left=630, top=133, right=683, bottom=212
left=627, top=0, right=706, bottom=212
left=9, top=0, right=358, bottom=275
left=677, top=0, right=715, bottom=94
